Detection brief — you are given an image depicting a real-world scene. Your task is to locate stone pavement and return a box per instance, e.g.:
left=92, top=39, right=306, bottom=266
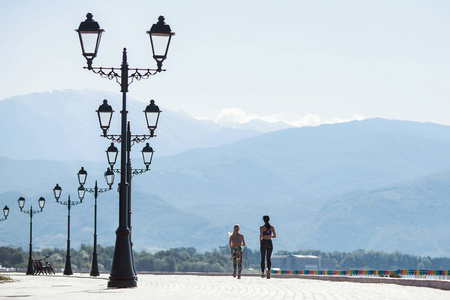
left=1, top=272, right=450, bottom=300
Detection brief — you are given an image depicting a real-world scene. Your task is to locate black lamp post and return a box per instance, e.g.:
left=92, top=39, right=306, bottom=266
left=76, top=13, right=173, bottom=288
left=18, top=196, right=45, bottom=275
left=77, top=167, right=114, bottom=276
left=53, top=181, right=84, bottom=275
left=105, top=138, right=154, bottom=277
left=0, top=205, right=9, bottom=222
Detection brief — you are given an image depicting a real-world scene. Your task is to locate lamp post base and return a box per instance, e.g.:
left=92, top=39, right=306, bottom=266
left=64, top=256, right=73, bottom=275
left=90, top=253, right=100, bottom=276
left=108, top=276, right=138, bottom=288
left=108, top=228, right=137, bottom=288
left=26, top=258, right=34, bottom=275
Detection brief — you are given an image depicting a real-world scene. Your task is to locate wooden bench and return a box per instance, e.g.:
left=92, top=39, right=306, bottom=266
left=32, top=259, right=55, bottom=275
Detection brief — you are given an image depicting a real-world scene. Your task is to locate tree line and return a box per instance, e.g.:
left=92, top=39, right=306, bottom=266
left=2, top=245, right=450, bottom=272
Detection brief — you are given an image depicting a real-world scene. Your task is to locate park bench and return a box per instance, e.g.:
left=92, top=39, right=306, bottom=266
left=32, top=257, right=55, bottom=275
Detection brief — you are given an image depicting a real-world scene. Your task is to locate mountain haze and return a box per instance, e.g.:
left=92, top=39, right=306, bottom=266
left=0, top=90, right=261, bottom=161
left=312, top=171, right=450, bottom=257
left=1, top=91, right=450, bottom=256
left=141, top=119, right=450, bottom=254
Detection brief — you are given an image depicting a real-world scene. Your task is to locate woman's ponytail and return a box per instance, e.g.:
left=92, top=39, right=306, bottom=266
left=263, top=215, right=271, bottom=230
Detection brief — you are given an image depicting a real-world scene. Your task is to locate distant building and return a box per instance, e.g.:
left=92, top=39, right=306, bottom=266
left=271, top=255, right=337, bottom=270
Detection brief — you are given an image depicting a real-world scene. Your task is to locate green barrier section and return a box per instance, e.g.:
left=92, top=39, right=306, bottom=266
left=271, top=269, right=450, bottom=276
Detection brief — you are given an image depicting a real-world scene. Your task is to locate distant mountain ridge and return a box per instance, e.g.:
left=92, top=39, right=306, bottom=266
left=0, top=90, right=262, bottom=161
left=149, top=118, right=450, bottom=201
left=139, top=118, right=450, bottom=254
left=311, top=170, right=450, bottom=257
left=2, top=91, right=450, bottom=256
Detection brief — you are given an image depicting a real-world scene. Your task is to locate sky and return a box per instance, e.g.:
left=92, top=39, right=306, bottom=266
left=1, top=0, right=450, bottom=126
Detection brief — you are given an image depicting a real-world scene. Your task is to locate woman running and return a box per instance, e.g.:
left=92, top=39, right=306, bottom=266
left=260, top=215, right=276, bottom=279
left=229, top=224, right=246, bottom=279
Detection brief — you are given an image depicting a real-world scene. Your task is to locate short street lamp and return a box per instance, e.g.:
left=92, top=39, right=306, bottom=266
left=77, top=167, right=114, bottom=276
left=76, top=13, right=173, bottom=288
left=53, top=180, right=84, bottom=276
left=0, top=205, right=9, bottom=222
left=18, top=196, right=45, bottom=275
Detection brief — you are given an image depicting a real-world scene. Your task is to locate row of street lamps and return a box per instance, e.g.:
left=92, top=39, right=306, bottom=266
left=1, top=121, right=156, bottom=276
left=53, top=166, right=112, bottom=276
left=5, top=126, right=156, bottom=277
left=0, top=12, right=172, bottom=289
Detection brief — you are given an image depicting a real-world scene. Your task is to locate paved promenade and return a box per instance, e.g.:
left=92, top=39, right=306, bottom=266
left=1, top=272, right=450, bottom=300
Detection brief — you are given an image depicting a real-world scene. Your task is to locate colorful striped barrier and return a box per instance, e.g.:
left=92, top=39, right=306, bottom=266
left=271, top=269, right=450, bottom=277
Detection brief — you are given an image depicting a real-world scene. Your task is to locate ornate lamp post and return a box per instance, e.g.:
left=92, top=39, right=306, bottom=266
left=0, top=205, right=9, bottom=222
left=106, top=139, right=155, bottom=231
left=105, top=139, right=154, bottom=277
left=77, top=167, right=114, bottom=276
left=18, top=196, right=45, bottom=275
left=76, top=13, right=173, bottom=288
left=53, top=181, right=84, bottom=275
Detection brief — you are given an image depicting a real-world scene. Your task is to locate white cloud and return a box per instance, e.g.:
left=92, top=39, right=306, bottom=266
left=214, top=108, right=365, bottom=128
left=214, top=108, right=282, bottom=125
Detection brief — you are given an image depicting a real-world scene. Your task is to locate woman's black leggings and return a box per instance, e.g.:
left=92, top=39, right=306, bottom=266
left=260, top=239, right=273, bottom=273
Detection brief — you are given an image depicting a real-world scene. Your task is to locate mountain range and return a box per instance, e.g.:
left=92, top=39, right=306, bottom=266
left=0, top=89, right=262, bottom=161
left=1, top=90, right=450, bottom=257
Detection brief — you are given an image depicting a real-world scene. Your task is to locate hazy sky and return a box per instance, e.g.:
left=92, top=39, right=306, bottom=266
left=1, top=0, right=450, bottom=126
